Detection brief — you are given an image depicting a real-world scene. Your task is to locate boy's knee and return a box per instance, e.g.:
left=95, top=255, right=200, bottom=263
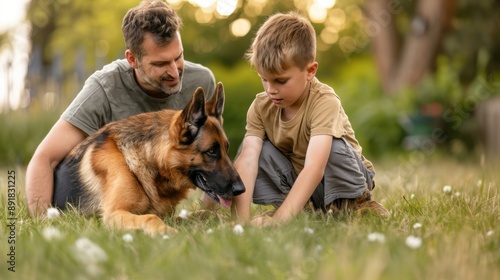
left=260, top=140, right=277, bottom=159
left=330, top=137, right=350, bottom=155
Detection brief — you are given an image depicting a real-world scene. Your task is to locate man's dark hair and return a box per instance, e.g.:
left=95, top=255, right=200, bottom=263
left=122, top=0, right=182, bottom=59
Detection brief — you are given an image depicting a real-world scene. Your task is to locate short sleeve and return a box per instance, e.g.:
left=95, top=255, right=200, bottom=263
left=245, top=99, right=266, bottom=139
left=310, top=94, right=344, bottom=138
left=61, top=76, right=111, bottom=135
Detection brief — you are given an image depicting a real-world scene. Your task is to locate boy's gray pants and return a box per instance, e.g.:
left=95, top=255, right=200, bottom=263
left=252, top=138, right=374, bottom=211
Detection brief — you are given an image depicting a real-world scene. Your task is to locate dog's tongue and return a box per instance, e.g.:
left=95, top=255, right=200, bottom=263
left=217, top=195, right=232, bottom=209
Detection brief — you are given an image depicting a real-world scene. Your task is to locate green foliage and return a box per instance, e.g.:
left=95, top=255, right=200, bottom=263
left=398, top=51, right=499, bottom=156
left=324, top=56, right=410, bottom=158
left=28, top=0, right=137, bottom=70
left=0, top=109, right=59, bottom=166
left=1, top=159, right=499, bottom=279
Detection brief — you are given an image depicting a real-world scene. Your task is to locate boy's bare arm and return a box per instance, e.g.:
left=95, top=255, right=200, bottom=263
left=259, top=135, right=333, bottom=225
left=231, top=136, right=263, bottom=223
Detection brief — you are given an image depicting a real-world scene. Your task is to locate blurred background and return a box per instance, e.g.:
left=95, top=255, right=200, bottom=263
left=0, top=0, right=499, bottom=166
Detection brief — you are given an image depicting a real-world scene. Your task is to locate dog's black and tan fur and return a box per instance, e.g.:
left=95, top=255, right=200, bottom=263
left=53, top=82, right=244, bottom=235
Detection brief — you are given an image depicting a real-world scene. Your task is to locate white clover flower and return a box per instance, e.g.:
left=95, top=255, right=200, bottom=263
left=178, top=209, right=189, bottom=219
left=314, top=245, right=323, bottom=254
left=486, top=230, right=494, bottom=237
left=122, top=233, right=133, bottom=242
left=46, top=207, right=61, bottom=219
left=413, top=223, right=422, bottom=229
left=206, top=228, right=214, bottom=234
left=367, top=232, right=386, bottom=243
left=405, top=235, right=422, bottom=249
left=42, top=226, right=63, bottom=241
left=162, top=234, right=170, bottom=240
left=233, top=224, right=244, bottom=235
left=74, top=237, right=108, bottom=263
left=443, top=185, right=452, bottom=194
left=84, top=263, right=103, bottom=277
left=72, top=238, right=107, bottom=278
left=477, top=180, right=483, bottom=187
left=304, top=227, right=314, bottom=235
left=410, top=193, right=415, bottom=199
left=454, top=192, right=461, bottom=197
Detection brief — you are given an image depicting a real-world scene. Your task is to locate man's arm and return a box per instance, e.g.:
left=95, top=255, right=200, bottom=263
left=231, top=136, right=263, bottom=223
left=253, top=135, right=333, bottom=227
left=25, top=119, right=87, bottom=217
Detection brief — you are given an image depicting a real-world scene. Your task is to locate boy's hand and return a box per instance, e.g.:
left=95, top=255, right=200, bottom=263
left=251, top=214, right=276, bottom=228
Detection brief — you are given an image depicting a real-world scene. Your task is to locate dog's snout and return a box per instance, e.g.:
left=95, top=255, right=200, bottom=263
left=232, top=179, right=245, bottom=196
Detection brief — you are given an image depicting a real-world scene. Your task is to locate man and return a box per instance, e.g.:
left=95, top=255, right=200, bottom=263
left=26, top=0, right=215, bottom=217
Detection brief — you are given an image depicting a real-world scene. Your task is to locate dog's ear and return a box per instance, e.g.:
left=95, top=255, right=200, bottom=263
left=179, top=87, right=207, bottom=144
left=206, top=82, right=224, bottom=124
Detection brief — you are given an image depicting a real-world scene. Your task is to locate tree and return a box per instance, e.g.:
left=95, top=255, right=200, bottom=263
left=363, top=0, right=457, bottom=94
left=24, top=0, right=499, bottom=101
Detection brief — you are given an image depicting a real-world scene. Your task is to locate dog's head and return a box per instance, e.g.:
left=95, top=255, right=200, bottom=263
left=174, top=82, right=245, bottom=208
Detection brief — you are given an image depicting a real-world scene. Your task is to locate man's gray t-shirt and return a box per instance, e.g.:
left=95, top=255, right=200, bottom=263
left=62, top=59, right=216, bottom=135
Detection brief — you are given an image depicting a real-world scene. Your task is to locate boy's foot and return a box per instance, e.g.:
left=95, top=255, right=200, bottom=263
left=327, top=189, right=390, bottom=217
left=355, top=200, right=390, bottom=217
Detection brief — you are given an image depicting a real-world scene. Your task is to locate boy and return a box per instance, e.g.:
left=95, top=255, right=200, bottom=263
left=231, top=12, right=389, bottom=227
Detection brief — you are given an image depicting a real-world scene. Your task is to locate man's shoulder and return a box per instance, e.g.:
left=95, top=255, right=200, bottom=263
left=95, top=59, right=131, bottom=75
left=88, top=59, right=135, bottom=90
left=181, top=60, right=216, bottom=97
left=184, top=60, right=213, bottom=74
left=183, top=60, right=215, bottom=83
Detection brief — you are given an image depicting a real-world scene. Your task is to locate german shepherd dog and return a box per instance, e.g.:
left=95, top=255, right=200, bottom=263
left=53, top=82, right=245, bottom=235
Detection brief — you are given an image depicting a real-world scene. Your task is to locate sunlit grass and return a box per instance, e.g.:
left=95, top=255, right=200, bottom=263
left=0, top=158, right=499, bottom=280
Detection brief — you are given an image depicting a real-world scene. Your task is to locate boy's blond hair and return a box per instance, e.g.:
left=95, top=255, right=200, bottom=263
left=246, top=12, right=316, bottom=74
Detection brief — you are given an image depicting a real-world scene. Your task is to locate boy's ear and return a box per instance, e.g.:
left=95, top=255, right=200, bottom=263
left=306, top=61, right=318, bottom=81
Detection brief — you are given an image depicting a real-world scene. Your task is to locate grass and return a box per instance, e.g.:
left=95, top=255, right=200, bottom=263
left=0, top=157, right=499, bottom=280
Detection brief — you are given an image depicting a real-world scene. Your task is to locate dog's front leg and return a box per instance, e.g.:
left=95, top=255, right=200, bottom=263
left=98, top=168, right=178, bottom=236
left=103, top=210, right=177, bottom=236
left=92, top=141, right=177, bottom=236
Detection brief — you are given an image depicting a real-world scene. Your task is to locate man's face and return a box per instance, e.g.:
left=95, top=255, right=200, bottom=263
left=132, top=32, right=185, bottom=97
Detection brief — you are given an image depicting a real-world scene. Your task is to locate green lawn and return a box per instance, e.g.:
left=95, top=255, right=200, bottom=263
left=1, top=158, right=499, bottom=280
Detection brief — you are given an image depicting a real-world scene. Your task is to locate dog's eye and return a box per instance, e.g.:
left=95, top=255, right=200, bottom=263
left=207, top=148, right=217, bottom=157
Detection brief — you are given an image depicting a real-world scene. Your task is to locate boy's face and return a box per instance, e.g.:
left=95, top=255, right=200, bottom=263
left=258, top=62, right=318, bottom=109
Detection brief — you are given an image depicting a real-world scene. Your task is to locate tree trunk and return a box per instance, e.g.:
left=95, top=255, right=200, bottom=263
left=364, top=0, right=457, bottom=94
left=476, top=96, right=500, bottom=163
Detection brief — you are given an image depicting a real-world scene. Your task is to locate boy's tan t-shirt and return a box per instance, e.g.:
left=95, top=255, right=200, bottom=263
left=245, top=77, right=374, bottom=174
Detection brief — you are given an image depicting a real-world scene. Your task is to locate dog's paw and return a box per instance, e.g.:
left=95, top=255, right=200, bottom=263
left=144, top=223, right=178, bottom=236
left=141, top=216, right=178, bottom=236
left=104, top=212, right=178, bottom=236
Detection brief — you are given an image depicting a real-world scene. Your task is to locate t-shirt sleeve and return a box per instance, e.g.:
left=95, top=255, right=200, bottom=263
left=244, top=99, right=266, bottom=139
left=310, top=94, right=344, bottom=138
left=61, top=77, right=111, bottom=136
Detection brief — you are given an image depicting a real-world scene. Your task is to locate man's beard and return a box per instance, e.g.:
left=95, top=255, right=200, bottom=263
left=137, top=64, right=183, bottom=96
